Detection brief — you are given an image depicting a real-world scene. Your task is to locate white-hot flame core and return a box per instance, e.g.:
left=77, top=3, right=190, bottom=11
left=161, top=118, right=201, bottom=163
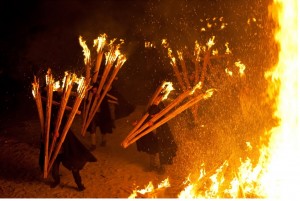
left=225, top=68, right=233, bottom=76
left=194, top=40, right=201, bottom=62
left=76, top=76, right=85, bottom=94
left=189, top=81, right=202, bottom=94
left=206, top=36, right=215, bottom=49
left=161, top=81, right=174, bottom=100
left=225, top=42, right=232, bottom=54
left=235, top=60, right=246, bottom=76
left=79, top=36, right=91, bottom=65
left=53, top=81, right=60, bottom=91
left=105, top=40, right=122, bottom=66
left=116, top=54, right=127, bottom=68
left=93, top=33, right=107, bottom=53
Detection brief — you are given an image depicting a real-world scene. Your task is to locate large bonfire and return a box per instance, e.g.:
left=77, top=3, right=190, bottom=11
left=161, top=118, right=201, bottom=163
left=128, top=0, right=299, bottom=198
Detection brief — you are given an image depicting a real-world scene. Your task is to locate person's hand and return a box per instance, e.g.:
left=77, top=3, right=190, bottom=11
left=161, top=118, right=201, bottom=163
left=54, top=131, right=59, bottom=138
left=132, top=120, right=138, bottom=126
left=147, top=121, right=154, bottom=126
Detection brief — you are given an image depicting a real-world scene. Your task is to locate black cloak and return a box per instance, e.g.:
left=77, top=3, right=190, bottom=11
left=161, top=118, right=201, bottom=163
left=136, top=104, right=177, bottom=165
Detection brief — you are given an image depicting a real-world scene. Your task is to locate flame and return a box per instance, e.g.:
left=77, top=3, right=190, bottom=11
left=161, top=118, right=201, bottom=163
left=225, top=68, right=233, bottom=76
left=161, top=39, right=169, bottom=48
left=104, top=39, right=124, bottom=66
left=128, top=0, right=298, bottom=198
left=207, top=22, right=212, bottom=28
left=76, top=76, right=85, bottom=94
left=212, top=49, right=218, bottom=55
left=53, top=81, right=60, bottom=91
left=129, top=178, right=171, bottom=198
left=194, top=40, right=201, bottom=62
left=61, top=71, right=68, bottom=89
left=258, top=0, right=299, bottom=198
left=145, top=41, right=156, bottom=48
left=32, top=80, right=39, bottom=99
left=158, top=178, right=171, bottom=188
left=225, top=42, right=231, bottom=54
left=167, top=48, right=177, bottom=66
left=235, top=60, right=246, bottom=76
left=206, top=36, right=215, bottom=49
left=203, top=88, right=216, bottom=100
left=161, top=81, right=174, bottom=100
left=78, top=36, right=91, bottom=65
left=115, top=54, right=127, bottom=68
left=189, top=81, right=202, bottom=94
left=177, top=50, right=183, bottom=61
left=93, top=33, right=107, bottom=53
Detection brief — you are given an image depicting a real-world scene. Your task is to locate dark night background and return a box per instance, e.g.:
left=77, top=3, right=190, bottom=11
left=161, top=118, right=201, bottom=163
left=0, top=0, right=275, bottom=123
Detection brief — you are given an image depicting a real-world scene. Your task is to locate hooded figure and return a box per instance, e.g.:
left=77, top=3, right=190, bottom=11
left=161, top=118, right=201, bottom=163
left=39, top=90, right=97, bottom=191
left=87, top=82, right=114, bottom=149
left=136, top=95, right=177, bottom=174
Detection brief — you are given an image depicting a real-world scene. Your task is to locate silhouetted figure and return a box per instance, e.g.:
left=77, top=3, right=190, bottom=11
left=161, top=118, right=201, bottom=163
left=87, top=83, right=114, bottom=149
left=39, top=90, right=97, bottom=191
left=136, top=94, right=177, bottom=174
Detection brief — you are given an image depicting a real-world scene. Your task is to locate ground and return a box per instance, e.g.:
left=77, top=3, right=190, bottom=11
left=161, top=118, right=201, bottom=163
left=0, top=103, right=201, bottom=198
left=0, top=90, right=253, bottom=198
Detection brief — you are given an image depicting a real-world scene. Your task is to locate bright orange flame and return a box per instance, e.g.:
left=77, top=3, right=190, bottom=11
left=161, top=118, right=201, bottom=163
left=206, top=36, right=215, bottom=49
left=128, top=178, right=171, bottom=198
left=78, top=36, right=91, bottom=65
left=104, top=39, right=124, bottom=66
left=161, top=81, right=174, bottom=100
left=194, top=40, right=201, bottom=62
left=259, top=0, right=299, bottom=198
left=93, top=33, right=107, bottom=53
left=235, top=60, right=246, bottom=76
left=128, top=0, right=298, bottom=198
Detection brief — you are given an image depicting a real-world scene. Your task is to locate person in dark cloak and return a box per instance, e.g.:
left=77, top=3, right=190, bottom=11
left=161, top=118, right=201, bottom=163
left=108, top=84, right=135, bottom=121
left=136, top=94, right=177, bottom=174
left=39, top=90, right=97, bottom=191
left=87, top=83, right=114, bottom=150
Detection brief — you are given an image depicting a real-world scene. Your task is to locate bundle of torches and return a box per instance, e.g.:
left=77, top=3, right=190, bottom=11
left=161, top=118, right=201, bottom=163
left=122, top=34, right=245, bottom=148
left=32, top=31, right=246, bottom=195
left=161, top=35, right=238, bottom=123
left=32, top=69, right=89, bottom=179
left=121, top=81, right=215, bottom=148
left=127, top=34, right=247, bottom=198
left=32, top=33, right=127, bottom=178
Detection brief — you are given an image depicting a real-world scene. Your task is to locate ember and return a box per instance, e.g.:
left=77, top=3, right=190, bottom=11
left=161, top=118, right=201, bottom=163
left=127, top=0, right=299, bottom=198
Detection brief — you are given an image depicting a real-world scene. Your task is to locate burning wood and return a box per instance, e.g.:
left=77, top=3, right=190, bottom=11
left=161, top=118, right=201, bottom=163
left=128, top=178, right=171, bottom=198
left=121, top=81, right=215, bottom=149
left=121, top=82, right=173, bottom=148
left=92, top=33, right=107, bottom=83
left=161, top=36, right=235, bottom=125
left=43, top=69, right=54, bottom=178
left=79, top=35, right=127, bottom=136
left=167, top=48, right=186, bottom=91
left=79, top=36, right=91, bottom=82
left=32, top=69, right=89, bottom=179
left=48, top=72, right=76, bottom=161
left=47, top=76, right=89, bottom=176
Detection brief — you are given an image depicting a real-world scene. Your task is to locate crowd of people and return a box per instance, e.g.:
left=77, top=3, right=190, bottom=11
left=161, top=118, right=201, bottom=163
left=38, top=80, right=178, bottom=192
